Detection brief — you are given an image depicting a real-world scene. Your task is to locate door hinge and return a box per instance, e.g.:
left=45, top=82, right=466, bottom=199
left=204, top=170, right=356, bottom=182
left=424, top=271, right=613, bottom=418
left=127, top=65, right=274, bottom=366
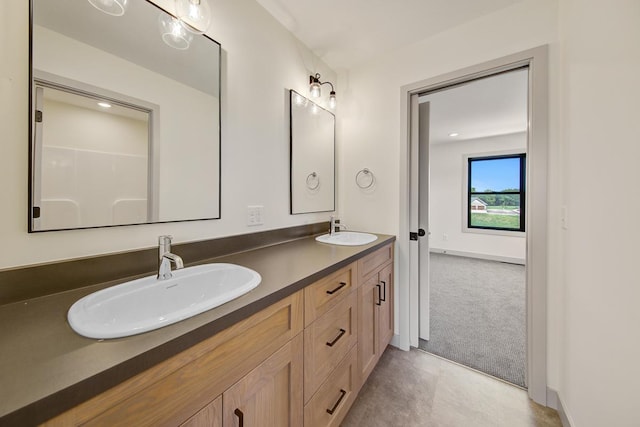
left=410, top=232, right=418, bottom=241
left=35, top=110, right=43, bottom=123
left=32, top=206, right=41, bottom=218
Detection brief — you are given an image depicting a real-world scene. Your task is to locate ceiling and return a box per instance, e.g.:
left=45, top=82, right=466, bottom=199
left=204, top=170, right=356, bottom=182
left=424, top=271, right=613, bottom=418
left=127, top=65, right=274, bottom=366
left=419, top=68, right=528, bottom=144
left=255, top=0, right=525, bottom=70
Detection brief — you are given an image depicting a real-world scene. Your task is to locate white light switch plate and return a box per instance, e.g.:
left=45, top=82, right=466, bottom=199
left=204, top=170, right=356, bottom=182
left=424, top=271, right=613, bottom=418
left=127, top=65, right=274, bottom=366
left=247, top=205, right=264, bottom=226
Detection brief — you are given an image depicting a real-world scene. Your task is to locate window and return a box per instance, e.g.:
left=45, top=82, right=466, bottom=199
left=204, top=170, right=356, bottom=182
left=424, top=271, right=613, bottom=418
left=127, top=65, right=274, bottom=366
left=467, top=154, right=525, bottom=232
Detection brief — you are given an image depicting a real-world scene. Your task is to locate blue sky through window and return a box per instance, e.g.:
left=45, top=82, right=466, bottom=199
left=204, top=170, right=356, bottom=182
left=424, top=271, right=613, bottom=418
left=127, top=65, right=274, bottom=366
left=471, top=157, right=520, bottom=192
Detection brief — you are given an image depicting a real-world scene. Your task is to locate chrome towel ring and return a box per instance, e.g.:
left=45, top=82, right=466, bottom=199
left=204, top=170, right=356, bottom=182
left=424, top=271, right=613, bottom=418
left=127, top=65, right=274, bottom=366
left=306, top=172, right=320, bottom=190
left=355, top=168, right=375, bottom=189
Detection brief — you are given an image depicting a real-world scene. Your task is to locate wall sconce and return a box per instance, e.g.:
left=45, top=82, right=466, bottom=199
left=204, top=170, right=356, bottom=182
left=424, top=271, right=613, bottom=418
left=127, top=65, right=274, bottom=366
left=309, top=73, right=336, bottom=109
left=159, top=13, right=194, bottom=50
left=87, top=0, right=129, bottom=16
left=175, top=0, right=212, bottom=34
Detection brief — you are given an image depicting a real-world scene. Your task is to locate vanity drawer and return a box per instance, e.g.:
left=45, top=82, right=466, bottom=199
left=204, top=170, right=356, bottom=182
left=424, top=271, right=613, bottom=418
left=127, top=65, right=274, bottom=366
left=304, top=345, right=358, bottom=427
left=304, top=290, right=357, bottom=402
left=358, top=243, right=393, bottom=281
left=304, top=262, right=356, bottom=327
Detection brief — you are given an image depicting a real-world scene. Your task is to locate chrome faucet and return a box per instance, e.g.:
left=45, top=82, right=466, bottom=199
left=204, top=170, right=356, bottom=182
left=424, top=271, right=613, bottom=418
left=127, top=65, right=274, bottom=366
left=158, top=235, right=184, bottom=280
left=329, top=215, right=347, bottom=236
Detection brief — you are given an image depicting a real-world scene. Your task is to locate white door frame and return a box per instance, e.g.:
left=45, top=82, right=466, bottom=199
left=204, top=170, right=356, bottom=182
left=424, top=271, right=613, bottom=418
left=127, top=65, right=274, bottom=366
left=398, top=46, right=549, bottom=405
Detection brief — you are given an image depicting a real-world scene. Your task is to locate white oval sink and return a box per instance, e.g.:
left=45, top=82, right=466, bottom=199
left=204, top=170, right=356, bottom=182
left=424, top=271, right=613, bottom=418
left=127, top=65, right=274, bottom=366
left=315, top=232, right=378, bottom=246
left=68, top=263, right=261, bottom=339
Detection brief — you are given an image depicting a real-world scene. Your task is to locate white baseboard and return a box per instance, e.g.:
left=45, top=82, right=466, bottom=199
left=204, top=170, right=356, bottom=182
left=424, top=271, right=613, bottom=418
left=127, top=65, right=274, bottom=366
left=547, top=388, right=573, bottom=427
left=557, top=393, right=574, bottom=427
left=390, top=334, right=409, bottom=351
left=546, top=387, right=559, bottom=410
left=429, top=247, right=525, bottom=265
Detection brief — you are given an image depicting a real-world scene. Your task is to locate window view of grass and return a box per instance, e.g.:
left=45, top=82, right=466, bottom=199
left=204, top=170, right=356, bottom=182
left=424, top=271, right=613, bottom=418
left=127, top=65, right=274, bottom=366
left=470, top=212, right=520, bottom=229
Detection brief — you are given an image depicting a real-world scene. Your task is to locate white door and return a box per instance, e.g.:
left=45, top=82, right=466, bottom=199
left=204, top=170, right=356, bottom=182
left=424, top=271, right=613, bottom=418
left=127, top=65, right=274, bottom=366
left=417, top=101, right=430, bottom=340
left=409, top=95, right=431, bottom=341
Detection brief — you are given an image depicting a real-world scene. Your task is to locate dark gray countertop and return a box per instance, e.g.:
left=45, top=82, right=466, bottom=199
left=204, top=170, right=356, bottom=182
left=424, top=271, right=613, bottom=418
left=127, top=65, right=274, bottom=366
left=0, top=233, right=395, bottom=426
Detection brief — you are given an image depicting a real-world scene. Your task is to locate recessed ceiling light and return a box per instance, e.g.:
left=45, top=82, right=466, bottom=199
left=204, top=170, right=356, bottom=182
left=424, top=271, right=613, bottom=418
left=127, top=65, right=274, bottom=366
left=98, top=102, right=112, bottom=108
left=448, top=132, right=459, bottom=137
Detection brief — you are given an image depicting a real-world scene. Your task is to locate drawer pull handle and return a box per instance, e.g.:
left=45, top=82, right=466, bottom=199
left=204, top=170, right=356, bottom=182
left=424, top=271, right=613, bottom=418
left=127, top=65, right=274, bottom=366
left=326, top=389, right=347, bottom=415
left=326, top=328, right=346, bottom=347
left=380, top=280, right=386, bottom=302
left=326, top=281, right=348, bottom=295
left=234, top=408, right=244, bottom=427
left=376, top=284, right=382, bottom=306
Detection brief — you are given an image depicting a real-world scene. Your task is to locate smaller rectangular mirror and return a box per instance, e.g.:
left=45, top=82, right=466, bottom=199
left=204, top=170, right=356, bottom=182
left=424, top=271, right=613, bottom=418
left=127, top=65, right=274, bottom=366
left=289, top=90, right=335, bottom=214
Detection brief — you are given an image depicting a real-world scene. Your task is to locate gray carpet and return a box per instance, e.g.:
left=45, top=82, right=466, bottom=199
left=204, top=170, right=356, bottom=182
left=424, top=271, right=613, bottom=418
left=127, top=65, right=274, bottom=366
left=418, top=253, right=526, bottom=387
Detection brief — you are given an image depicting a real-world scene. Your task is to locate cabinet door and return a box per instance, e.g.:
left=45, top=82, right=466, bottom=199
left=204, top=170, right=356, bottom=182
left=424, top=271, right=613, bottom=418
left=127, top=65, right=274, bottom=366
left=357, top=274, right=380, bottom=385
left=378, top=263, right=394, bottom=355
left=223, top=334, right=303, bottom=427
left=180, top=396, right=222, bottom=427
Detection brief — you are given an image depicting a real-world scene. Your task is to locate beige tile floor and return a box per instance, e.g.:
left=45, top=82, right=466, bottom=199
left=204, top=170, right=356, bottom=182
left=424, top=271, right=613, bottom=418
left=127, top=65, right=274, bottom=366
left=342, top=347, right=562, bottom=427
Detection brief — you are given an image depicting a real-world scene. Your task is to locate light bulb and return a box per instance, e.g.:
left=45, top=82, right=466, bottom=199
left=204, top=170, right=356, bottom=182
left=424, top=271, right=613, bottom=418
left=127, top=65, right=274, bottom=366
left=328, top=91, right=336, bottom=109
left=159, top=13, right=193, bottom=50
left=87, top=0, right=129, bottom=16
left=310, top=81, right=321, bottom=98
left=175, top=0, right=212, bottom=34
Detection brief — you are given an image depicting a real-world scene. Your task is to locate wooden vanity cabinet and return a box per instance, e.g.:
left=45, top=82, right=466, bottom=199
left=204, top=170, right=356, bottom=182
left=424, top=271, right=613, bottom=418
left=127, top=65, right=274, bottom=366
left=180, top=396, right=222, bottom=427
left=41, top=242, right=394, bottom=427
left=42, top=292, right=303, bottom=427
left=357, top=244, right=394, bottom=385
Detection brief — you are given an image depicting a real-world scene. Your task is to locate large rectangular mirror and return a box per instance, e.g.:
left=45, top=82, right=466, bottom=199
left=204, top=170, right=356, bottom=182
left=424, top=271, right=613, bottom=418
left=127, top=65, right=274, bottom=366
left=290, top=90, right=335, bottom=214
left=29, top=0, right=221, bottom=231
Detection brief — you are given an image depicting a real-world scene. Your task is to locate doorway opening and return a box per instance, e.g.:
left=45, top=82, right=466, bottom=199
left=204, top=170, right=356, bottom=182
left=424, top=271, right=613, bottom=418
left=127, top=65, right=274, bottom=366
left=417, top=68, right=528, bottom=387
left=400, top=46, right=549, bottom=405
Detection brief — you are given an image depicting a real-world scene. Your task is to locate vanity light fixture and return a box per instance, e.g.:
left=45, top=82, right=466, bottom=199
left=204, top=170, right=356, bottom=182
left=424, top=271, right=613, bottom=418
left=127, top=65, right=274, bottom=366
left=159, top=13, right=194, bottom=50
left=175, top=0, right=212, bottom=34
left=97, top=102, right=112, bottom=108
left=309, top=73, right=337, bottom=109
left=87, top=0, right=129, bottom=17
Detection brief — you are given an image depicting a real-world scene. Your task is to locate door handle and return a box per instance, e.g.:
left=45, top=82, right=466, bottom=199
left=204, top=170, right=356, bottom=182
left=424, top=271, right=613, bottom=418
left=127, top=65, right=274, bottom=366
left=234, top=408, right=244, bottom=427
left=380, top=280, right=386, bottom=302
left=418, top=228, right=426, bottom=237
left=375, top=284, right=382, bottom=306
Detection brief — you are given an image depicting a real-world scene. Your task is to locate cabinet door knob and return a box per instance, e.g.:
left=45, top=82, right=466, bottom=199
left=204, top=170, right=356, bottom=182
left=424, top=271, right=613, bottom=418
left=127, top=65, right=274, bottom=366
left=326, top=328, right=346, bottom=347
left=326, top=281, right=347, bottom=295
left=376, top=284, right=382, bottom=306
left=234, top=408, right=244, bottom=427
left=380, top=280, right=386, bottom=302
left=326, top=389, right=347, bottom=415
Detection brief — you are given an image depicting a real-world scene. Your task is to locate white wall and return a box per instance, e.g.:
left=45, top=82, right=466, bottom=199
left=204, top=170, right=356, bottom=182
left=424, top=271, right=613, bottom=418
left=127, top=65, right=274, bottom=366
left=338, top=0, right=640, bottom=424
left=338, top=0, right=561, bottom=389
left=558, top=0, right=640, bottom=425
left=429, top=133, right=526, bottom=261
left=0, top=0, right=335, bottom=270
